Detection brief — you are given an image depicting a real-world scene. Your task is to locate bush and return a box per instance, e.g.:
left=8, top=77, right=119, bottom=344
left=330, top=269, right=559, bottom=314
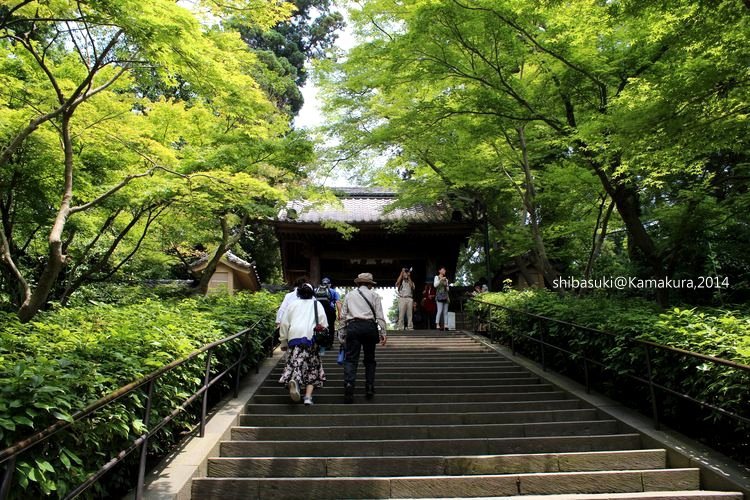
left=0, top=290, right=281, bottom=498
left=468, top=290, right=750, bottom=465
left=470, top=289, right=750, bottom=363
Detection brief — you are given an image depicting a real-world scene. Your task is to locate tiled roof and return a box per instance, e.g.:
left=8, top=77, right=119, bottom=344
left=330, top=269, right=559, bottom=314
left=278, top=187, right=451, bottom=224
left=190, top=250, right=256, bottom=272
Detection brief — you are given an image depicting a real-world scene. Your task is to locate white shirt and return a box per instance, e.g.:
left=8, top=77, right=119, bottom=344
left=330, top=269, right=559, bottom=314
left=275, top=289, right=299, bottom=324
left=279, top=298, right=328, bottom=348
left=434, top=275, right=449, bottom=289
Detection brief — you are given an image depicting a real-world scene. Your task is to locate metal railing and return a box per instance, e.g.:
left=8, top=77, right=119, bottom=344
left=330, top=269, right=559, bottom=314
left=0, top=320, right=275, bottom=500
left=470, top=299, right=750, bottom=431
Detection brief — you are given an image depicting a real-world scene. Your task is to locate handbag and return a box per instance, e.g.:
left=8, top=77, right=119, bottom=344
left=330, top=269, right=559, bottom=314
left=337, top=345, right=345, bottom=365
left=312, top=301, right=331, bottom=347
left=436, top=290, right=449, bottom=302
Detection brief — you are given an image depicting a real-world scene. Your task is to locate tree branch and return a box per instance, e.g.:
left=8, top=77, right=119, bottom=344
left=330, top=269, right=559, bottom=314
left=100, top=205, right=168, bottom=281
left=67, top=208, right=122, bottom=279
left=451, top=0, right=608, bottom=110
left=0, top=29, right=128, bottom=168
left=0, top=1, right=35, bottom=30
left=68, top=170, right=154, bottom=214
left=615, top=45, right=669, bottom=97
left=12, top=34, right=64, bottom=104
left=67, top=28, right=124, bottom=105
left=65, top=19, right=90, bottom=70
left=0, top=222, right=30, bottom=304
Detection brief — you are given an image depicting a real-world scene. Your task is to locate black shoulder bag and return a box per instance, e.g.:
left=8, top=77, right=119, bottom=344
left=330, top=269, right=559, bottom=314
left=313, top=300, right=331, bottom=347
left=357, top=289, right=381, bottom=332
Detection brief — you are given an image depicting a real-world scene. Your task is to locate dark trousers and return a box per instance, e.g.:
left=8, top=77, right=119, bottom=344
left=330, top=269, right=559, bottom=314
left=343, top=320, right=379, bottom=388
left=321, top=304, right=336, bottom=348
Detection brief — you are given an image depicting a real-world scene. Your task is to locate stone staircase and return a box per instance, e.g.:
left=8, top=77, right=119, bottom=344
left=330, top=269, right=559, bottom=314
left=192, top=331, right=742, bottom=499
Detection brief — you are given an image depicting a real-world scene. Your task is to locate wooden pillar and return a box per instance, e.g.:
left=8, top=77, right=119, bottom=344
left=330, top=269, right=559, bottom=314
left=425, top=257, right=437, bottom=282
left=310, top=253, right=321, bottom=285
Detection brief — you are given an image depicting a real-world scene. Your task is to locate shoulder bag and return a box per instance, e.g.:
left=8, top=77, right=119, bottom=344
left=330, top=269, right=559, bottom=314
left=357, top=289, right=381, bottom=332
left=312, top=300, right=331, bottom=347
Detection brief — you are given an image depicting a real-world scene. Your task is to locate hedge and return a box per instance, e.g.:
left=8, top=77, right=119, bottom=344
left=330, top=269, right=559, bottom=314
left=0, top=290, right=281, bottom=499
left=468, top=290, right=750, bottom=465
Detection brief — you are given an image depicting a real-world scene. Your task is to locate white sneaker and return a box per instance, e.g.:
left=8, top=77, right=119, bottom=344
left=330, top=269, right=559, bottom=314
left=303, top=396, right=313, bottom=406
left=288, top=380, right=300, bottom=402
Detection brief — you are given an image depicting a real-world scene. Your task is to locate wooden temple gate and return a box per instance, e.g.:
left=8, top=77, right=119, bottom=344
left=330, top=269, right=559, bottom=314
left=274, top=188, right=476, bottom=289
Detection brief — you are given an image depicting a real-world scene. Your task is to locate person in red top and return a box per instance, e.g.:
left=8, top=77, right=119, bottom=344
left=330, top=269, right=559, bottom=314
left=421, top=281, right=437, bottom=329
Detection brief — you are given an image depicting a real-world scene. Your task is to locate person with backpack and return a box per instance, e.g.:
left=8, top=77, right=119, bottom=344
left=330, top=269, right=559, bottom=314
left=314, top=277, right=339, bottom=351
left=339, top=273, right=387, bottom=403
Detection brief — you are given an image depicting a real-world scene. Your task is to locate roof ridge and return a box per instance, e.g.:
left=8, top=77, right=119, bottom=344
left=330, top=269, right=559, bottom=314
left=331, top=186, right=396, bottom=198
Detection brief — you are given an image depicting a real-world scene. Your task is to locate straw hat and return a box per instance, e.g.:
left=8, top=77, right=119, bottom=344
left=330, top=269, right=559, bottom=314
left=353, top=272, right=377, bottom=285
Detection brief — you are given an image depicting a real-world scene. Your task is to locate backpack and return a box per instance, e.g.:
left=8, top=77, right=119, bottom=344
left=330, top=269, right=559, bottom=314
left=314, top=285, right=332, bottom=304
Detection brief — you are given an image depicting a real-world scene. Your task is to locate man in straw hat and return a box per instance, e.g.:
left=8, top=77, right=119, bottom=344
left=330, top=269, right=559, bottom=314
left=339, top=272, right=387, bottom=403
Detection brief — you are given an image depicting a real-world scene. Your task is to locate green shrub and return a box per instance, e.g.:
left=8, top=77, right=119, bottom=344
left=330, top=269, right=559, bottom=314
left=470, top=289, right=750, bottom=363
left=0, top=290, right=281, bottom=498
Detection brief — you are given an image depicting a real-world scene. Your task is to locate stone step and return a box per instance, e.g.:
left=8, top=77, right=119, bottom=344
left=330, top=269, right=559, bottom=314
left=371, top=346, right=490, bottom=350
left=250, top=391, right=569, bottom=405
left=387, top=332, right=468, bottom=335
left=497, top=493, right=744, bottom=500
left=382, top=337, right=480, bottom=341
left=314, top=363, right=519, bottom=371
left=219, top=434, right=642, bottom=457
left=308, top=353, right=505, bottom=359
left=207, top=449, right=668, bottom=478
left=239, top=409, right=601, bottom=427
left=323, top=349, right=494, bottom=355
left=340, top=372, right=531, bottom=381
left=230, top=420, right=620, bottom=441
left=330, top=359, right=516, bottom=366
left=192, top=467, right=696, bottom=499
left=257, top=383, right=550, bottom=395
left=363, top=359, right=506, bottom=365
left=274, top=366, right=524, bottom=375
left=367, top=352, right=500, bottom=358
left=261, top=376, right=541, bottom=388
left=243, top=399, right=583, bottom=414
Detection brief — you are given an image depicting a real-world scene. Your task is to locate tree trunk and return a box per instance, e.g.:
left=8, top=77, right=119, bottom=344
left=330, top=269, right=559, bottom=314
left=583, top=196, right=615, bottom=282
left=582, top=150, right=668, bottom=306
left=197, top=213, right=249, bottom=295
left=516, top=126, right=560, bottom=289
left=17, top=112, right=74, bottom=322
left=0, top=228, right=31, bottom=308
left=608, top=182, right=668, bottom=306
left=197, top=244, right=228, bottom=296
left=513, top=255, right=537, bottom=288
